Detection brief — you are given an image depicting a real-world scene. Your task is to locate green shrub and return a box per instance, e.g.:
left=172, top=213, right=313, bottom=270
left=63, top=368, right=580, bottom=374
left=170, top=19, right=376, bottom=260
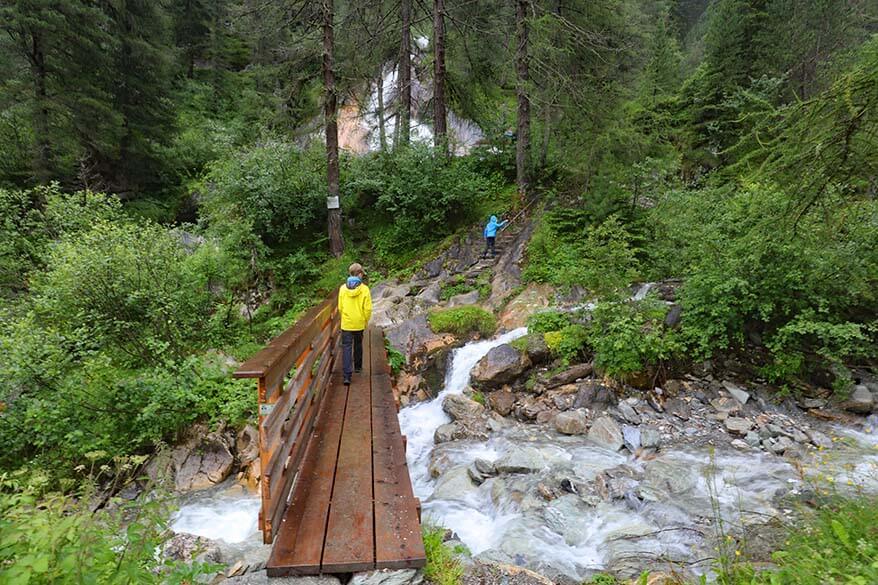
left=650, top=184, right=878, bottom=381
left=523, top=213, right=640, bottom=295
left=0, top=483, right=219, bottom=584
left=422, top=525, right=463, bottom=585
left=716, top=497, right=878, bottom=584
left=346, top=145, right=499, bottom=258
left=202, top=141, right=328, bottom=247
left=544, top=324, right=590, bottom=364
left=428, top=306, right=496, bottom=337
left=589, top=299, right=681, bottom=378
left=527, top=310, right=572, bottom=334
left=32, top=219, right=214, bottom=365
left=385, top=339, right=406, bottom=376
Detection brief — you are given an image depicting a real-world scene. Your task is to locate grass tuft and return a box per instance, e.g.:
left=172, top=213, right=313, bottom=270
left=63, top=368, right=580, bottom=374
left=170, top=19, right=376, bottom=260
left=423, top=525, right=463, bottom=585
left=428, top=306, right=496, bottom=337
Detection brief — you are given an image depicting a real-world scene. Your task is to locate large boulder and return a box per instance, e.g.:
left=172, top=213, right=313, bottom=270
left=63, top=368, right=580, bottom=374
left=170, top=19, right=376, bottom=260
left=447, top=290, right=480, bottom=307
left=496, top=282, right=552, bottom=329
left=442, top=394, right=485, bottom=421
left=385, top=315, right=450, bottom=364
left=843, top=385, right=874, bottom=414
left=472, top=344, right=531, bottom=388
left=173, top=431, right=235, bottom=491
left=588, top=416, right=624, bottom=451
left=524, top=334, right=550, bottom=364
left=488, top=391, right=516, bottom=416
left=553, top=410, right=589, bottom=435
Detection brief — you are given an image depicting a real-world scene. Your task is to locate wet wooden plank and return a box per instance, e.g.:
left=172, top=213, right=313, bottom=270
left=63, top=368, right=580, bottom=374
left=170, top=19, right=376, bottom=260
left=371, top=371, right=425, bottom=569
left=321, top=331, right=375, bottom=573
left=267, top=359, right=348, bottom=576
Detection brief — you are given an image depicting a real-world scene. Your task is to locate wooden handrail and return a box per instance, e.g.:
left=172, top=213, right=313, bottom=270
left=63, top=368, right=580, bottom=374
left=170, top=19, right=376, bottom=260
left=234, top=290, right=341, bottom=543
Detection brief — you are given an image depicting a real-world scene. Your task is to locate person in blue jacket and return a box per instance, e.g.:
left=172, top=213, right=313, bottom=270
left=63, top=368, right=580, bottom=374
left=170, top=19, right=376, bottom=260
left=483, top=215, right=508, bottom=258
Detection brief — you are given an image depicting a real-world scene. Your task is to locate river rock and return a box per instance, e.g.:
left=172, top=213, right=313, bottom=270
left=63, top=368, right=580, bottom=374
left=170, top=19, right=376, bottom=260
left=621, top=425, right=641, bottom=451
left=385, top=315, right=445, bottom=364
left=225, top=572, right=342, bottom=585
left=800, top=397, right=827, bottom=410
left=472, top=344, right=531, bottom=388
left=843, top=385, right=874, bottom=414
left=415, top=282, right=441, bottom=306
left=495, top=446, right=563, bottom=474
left=617, top=401, right=642, bottom=425
left=725, top=417, right=753, bottom=435
left=572, top=381, right=614, bottom=409
left=764, top=436, right=794, bottom=455
left=163, top=533, right=221, bottom=564
left=640, top=426, right=661, bottom=449
left=442, top=394, right=484, bottom=421
left=806, top=429, right=833, bottom=448
left=722, top=381, right=750, bottom=404
left=489, top=391, right=516, bottom=416
left=174, top=432, right=235, bottom=492
left=711, top=396, right=741, bottom=414
left=744, top=431, right=761, bottom=447
left=664, top=397, right=691, bottom=421
left=236, top=425, right=259, bottom=465
left=434, top=422, right=460, bottom=444
left=553, top=410, right=589, bottom=435
left=588, top=416, right=624, bottom=451
left=351, top=569, right=423, bottom=585
left=447, top=290, right=480, bottom=307
left=524, top=334, right=550, bottom=364
left=431, top=466, right=477, bottom=501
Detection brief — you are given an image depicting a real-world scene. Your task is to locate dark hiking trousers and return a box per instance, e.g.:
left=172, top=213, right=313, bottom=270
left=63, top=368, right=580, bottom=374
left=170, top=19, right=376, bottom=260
left=342, top=329, right=364, bottom=383
left=484, top=236, right=496, bottom=258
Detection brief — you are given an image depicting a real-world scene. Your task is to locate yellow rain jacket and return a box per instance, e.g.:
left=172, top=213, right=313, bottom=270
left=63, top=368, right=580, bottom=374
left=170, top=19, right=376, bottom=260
left=338, top=281, right=372, bottom=331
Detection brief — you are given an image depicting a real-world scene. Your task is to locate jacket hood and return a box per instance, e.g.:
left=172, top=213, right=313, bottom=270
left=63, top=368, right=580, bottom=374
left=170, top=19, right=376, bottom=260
left=489, top=215, right=498, bottom=223
left=342, top=280, right=364, bottom=297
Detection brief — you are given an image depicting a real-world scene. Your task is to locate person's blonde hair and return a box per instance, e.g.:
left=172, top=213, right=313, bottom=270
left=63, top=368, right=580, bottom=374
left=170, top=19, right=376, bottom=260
left=348, top=262, right=365, bottom=278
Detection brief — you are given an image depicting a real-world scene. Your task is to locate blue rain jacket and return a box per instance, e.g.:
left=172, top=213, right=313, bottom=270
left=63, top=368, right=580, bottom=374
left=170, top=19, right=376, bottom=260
left=484, top=215, right=508, bottom=238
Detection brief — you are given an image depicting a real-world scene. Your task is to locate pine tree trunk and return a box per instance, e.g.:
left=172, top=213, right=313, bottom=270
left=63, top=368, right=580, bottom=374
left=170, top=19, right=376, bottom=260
left=433, top=0, right=447, bottom=155
left=322, top=0, right=344, bottom=257
left=30, top=32, right=52, bottom=182
left=399, top=0, right=412, bottom=146
left=515, top=0, right=531, bottom=201
left=377, top=73, right=387, bottom=151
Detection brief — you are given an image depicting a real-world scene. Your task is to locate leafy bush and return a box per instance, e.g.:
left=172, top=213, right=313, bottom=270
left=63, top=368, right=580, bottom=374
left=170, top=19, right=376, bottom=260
left=0, top=483, right=218, bottom=584
left=716, top=497, right=878, bottom=584
left=32, top=219, right=214, bottom=365
left=385, top=338, right=406, bottom=376
left=588, top=299, right=681, bottom=378
left=346, top=145, right=498, bottom=259
left=202, top=141, right=328, bottom=247
left=527, top=310, right=572, bottom=334
left=428, top=306, right=496, bottom=337
left=649, top=184, right=878, bottom=381
left=523, top=212, right=640, bottom=295
left=544, top=324, right=590, bottom=365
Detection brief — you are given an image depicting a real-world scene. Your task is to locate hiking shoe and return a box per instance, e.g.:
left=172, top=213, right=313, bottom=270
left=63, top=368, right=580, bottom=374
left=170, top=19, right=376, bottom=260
left=354, top=368, right=362, bottom=374
left=343, top=378, right=351, bottom=386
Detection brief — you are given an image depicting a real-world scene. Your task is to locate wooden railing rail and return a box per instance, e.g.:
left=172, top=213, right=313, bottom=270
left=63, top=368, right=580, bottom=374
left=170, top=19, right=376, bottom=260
left=234, top=291, right=340, bottom=544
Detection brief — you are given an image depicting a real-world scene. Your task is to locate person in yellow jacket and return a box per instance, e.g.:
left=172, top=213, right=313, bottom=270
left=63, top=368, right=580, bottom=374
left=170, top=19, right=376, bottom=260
left=337, top=263, right=372, bottom=385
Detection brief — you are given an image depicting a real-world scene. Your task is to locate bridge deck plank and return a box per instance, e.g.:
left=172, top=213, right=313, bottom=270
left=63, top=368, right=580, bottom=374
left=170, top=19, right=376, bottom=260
left=267, top=328, right=425, bottom=576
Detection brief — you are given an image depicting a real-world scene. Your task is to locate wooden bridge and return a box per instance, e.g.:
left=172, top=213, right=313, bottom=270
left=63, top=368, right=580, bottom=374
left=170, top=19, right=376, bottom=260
left=234, top=292, right=426, bottom=576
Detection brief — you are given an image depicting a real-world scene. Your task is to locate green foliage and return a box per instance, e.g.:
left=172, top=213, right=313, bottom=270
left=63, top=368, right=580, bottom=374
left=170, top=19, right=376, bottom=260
left=0, top=482, right=219, bottom=584
left=544, top=325, right=590, bottom=365
left=422, top=525, right=463, bottom=585
left=32, top=219, right=214, bottom=365
left=439, top=273, right=492, bottom=302
left=428, top=306, right=497, bottom=338
left=385, top=339, right=406, bottom=376
left=649, top=183, right=878, bottom=381
left=589, top=299, right=682, bottom=379
left=203, top=141, right=328, bottom=247
left=527, top=310, right=573, bottom=335
left=346, top=145, right=499, bottom=262
left=523, top=213, right=640, bottom=295
left=715, top=497, right=878, bottom=584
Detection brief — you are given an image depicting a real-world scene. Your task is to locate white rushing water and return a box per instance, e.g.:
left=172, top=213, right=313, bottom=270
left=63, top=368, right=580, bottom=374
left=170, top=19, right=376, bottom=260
left=399, top=327, right=528, bottom=494
left=171, top=488, right=261, bottom=544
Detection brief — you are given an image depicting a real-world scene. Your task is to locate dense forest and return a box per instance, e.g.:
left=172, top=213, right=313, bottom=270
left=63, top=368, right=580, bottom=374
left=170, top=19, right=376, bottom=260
left=1, top=0, right=878, bottom=583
